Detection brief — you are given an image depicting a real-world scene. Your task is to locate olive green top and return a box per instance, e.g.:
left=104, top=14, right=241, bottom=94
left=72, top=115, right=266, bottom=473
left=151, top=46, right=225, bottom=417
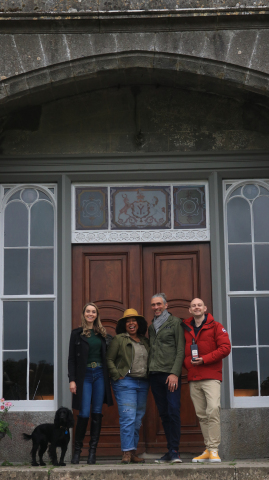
left=148, top=314, right=185, bottom=377
left=128, top=339, right=148, bottom=378
left=106, top=333, right=150, bottom=381
left=87, top=334, right=102, bottom=364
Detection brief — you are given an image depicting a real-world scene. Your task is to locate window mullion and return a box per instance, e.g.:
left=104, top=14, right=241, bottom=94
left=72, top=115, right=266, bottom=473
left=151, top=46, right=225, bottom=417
left=28, top=204, right=31, bottom=296
left=27, top=302, right=30, bottom=401
left=254, top=297, right=261, bottom=397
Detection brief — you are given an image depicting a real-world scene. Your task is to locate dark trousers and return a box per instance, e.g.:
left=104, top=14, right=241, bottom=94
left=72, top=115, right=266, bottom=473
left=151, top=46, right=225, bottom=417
left=149, top=372, right=181, bottom=452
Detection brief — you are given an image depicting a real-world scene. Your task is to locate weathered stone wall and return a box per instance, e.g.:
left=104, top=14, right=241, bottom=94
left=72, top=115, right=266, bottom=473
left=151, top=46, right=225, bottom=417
left=0, top=412, right=61, bottom=463
left=0, top=0, right=267, bottom=13
left=1, top=28, right=269, bottom=112
left=220, top=408, right=269, bottom=460
left=0, top=409, right=268, bottom=462
left=1, top=84, right=269, bottom=155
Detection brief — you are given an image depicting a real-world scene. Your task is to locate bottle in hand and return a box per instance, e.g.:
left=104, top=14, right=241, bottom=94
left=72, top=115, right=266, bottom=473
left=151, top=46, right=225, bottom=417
left=191, top=338, right=199, bottom=361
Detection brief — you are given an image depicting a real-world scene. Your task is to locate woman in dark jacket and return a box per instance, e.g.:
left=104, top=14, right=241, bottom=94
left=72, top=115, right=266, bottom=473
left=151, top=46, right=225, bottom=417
left=68, top=302, right=113, bottom=465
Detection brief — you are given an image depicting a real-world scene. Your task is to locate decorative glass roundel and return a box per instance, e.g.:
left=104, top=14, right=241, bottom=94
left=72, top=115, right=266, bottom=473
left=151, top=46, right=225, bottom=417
left=243, top=184, right=259, bottom=200
left=21, top=188, right=38, bottom=204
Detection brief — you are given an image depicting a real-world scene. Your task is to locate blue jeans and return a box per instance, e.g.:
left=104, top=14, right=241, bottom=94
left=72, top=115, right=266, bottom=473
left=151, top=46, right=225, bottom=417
left=149, top=373, right=181, bottom=452
left=112, top=377, right=149, bottom=451
left=79, top=366, right=105, bottom=418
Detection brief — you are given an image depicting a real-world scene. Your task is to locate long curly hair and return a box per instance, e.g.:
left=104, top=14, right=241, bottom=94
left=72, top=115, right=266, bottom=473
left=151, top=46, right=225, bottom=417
left=81, top=302, right=106, bottom=338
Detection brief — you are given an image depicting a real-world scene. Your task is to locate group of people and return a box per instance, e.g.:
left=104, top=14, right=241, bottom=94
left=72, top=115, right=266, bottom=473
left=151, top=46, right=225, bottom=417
left=68, top=293, right=231, bottom=465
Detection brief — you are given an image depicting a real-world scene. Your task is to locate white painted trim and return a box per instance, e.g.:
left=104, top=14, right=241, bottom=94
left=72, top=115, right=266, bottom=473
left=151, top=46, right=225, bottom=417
left=72, top=229, right=210, bottom=243
left=71, top=181, right=210, bottom=243
left=0, top=184, right=57, bottom=411
left=223, top=179, right=269, bottom=409
left=8, top=401, right=55, bottom=412
left=233, top=397, right=269, bottom=408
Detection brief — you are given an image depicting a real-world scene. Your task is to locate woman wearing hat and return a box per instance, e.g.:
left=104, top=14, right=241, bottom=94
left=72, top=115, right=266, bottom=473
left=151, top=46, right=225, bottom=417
left=106, top=308, right=150, bottom=464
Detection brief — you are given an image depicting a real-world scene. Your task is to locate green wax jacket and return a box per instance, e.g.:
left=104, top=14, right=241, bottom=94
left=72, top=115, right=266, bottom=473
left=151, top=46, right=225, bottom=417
left=148, top=314, right=185, bottom=377
left=106, top=333, right=150, bottom=381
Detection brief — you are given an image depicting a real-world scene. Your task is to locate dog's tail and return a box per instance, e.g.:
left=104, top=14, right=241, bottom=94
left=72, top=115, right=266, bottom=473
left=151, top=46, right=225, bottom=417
left=22, top=433, right=32, bottom=441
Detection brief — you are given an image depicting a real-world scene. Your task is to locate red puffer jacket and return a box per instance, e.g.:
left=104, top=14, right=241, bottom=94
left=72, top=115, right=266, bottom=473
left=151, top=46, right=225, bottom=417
left=183, top=313, right=231, bottom=382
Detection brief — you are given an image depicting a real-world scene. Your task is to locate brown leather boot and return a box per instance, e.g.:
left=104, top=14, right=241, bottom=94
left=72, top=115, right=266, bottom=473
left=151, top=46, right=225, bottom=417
left=121, top=451, right=132, bottom=464
left=131, top=451, right=145, bottom=463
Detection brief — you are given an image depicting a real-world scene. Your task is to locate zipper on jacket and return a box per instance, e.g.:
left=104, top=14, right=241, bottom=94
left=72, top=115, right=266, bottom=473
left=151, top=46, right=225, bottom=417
left=124, top=342, right=134, bottom=378
left=117, top=341, right=135, bottom=378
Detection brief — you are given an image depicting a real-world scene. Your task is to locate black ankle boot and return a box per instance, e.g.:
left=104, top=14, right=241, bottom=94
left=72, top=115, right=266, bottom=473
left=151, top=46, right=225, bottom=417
left=71, top=416, right=88, bottom=464
left=87, top=413, right=103, bottom=465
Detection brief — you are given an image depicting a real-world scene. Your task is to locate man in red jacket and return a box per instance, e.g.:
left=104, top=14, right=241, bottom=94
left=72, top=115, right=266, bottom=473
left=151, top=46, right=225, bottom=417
left=183, top=298, right=231, bottom=464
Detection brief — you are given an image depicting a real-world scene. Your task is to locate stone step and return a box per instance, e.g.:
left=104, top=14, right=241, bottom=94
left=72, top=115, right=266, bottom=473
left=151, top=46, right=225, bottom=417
left=0, top=462, right=269, bottom=480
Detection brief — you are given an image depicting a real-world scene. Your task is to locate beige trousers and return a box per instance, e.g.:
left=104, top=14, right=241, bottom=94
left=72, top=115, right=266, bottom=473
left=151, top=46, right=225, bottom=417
left=189, top=379, right=221, bottom=451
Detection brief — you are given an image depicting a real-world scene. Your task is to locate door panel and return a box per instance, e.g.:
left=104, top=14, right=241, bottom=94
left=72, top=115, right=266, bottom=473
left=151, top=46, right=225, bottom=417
left=143, top=243, right=212, bottom=453
left=72, top=243, right=212, bottom=455
left=72, top=244, right=142, bottom=455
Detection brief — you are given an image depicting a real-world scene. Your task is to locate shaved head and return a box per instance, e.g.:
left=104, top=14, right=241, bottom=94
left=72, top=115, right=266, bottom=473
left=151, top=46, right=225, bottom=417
left=190, top=298, right=205, bottom=307
left=189, top=298, right=207, bottom=321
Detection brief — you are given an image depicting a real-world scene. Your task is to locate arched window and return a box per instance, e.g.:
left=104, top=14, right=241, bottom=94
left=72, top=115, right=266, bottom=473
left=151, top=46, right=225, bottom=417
left=224, top=181, right=269, bottom=407
left=1, top=185, right=56, bottom=410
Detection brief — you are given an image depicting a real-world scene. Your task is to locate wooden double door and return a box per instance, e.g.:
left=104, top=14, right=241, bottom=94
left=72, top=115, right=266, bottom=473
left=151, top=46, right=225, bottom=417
left=72, top=243, right=212, bottom=455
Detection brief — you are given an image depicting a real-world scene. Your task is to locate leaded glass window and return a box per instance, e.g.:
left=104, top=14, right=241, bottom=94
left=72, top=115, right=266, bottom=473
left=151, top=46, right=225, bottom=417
left=1, top=185, right=56, bottom=409
left=224, top=181, right=269, bottom=406
left=72, top=183, right=210, bottom=243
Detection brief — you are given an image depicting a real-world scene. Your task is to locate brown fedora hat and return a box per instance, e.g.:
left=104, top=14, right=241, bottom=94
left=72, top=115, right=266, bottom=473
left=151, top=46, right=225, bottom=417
left=116, top=308, right=148, bottom=335
left=118, top=308, right=146, bottom=323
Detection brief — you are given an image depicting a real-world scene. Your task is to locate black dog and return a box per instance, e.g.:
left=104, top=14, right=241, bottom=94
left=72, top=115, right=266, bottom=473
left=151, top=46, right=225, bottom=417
left=23, top=407, right=74, bottom=466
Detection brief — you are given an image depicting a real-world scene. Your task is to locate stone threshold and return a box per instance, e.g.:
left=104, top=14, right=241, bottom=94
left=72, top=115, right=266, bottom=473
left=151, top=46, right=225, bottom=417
left=1, top=461, right=269, bottom=480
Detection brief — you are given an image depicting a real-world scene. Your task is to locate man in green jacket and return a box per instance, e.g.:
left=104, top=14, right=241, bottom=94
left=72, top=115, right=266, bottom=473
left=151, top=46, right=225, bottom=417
left=148, top=293, right=185, bottom=464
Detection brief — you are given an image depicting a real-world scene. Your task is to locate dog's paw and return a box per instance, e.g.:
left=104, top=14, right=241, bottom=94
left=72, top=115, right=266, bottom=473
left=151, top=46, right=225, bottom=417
left=40, top=461, right=46, bottom=466
left=52, top=462, right=59, bottom=466
left=31, top=462, right=39, bottom=467
left=59, top=462, right=66, bottom=466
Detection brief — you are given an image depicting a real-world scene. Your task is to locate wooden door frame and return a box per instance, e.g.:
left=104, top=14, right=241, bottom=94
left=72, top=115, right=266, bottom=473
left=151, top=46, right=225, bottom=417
left=72, top=242, right=212, bottom=455
left=142, top=243, right=212, bottom=453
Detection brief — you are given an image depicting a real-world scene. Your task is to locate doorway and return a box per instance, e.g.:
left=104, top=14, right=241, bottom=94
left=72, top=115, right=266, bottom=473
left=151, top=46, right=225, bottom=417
left=72, top=243, right=212, bottom=455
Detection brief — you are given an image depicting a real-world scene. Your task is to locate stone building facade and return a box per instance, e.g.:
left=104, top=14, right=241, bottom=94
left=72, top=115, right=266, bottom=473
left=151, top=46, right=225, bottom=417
left=0, top=0, right=269, bottom=462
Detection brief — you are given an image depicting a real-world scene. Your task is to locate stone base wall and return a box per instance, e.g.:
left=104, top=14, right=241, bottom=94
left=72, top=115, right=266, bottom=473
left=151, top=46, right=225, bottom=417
left=0, top=412, right=72, bottom=464
left=220, top=408, right=269, bottom=460
left=1, top=409, right=269, bottom=462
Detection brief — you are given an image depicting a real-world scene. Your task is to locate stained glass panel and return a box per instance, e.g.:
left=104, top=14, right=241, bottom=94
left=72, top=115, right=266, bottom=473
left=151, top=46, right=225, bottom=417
left=111, top=186, right=171, bottom=230
left=76, top=187, right=108, bottom=230
left=173, top=186, right=206, bottom=229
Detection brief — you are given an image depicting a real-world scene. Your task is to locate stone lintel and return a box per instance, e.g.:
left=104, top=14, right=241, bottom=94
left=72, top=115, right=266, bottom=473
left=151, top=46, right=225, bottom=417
left=0, top=5, right=269, bottom=34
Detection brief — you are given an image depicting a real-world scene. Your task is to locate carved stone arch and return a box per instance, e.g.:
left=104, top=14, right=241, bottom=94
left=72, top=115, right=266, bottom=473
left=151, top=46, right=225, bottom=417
left=1, top=51, right=269, bottom=114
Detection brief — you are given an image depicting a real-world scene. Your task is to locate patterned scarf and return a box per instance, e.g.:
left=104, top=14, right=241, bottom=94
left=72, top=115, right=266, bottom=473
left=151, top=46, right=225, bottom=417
left=153, top=309, right=170, bottom=334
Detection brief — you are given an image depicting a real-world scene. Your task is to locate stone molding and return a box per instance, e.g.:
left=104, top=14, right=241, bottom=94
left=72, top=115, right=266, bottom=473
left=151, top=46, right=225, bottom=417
left=0, top=7, right=269, bottom=34
left=0, top=2, right=268, bottom=16
left=72, top=229, right=210, bottom=243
